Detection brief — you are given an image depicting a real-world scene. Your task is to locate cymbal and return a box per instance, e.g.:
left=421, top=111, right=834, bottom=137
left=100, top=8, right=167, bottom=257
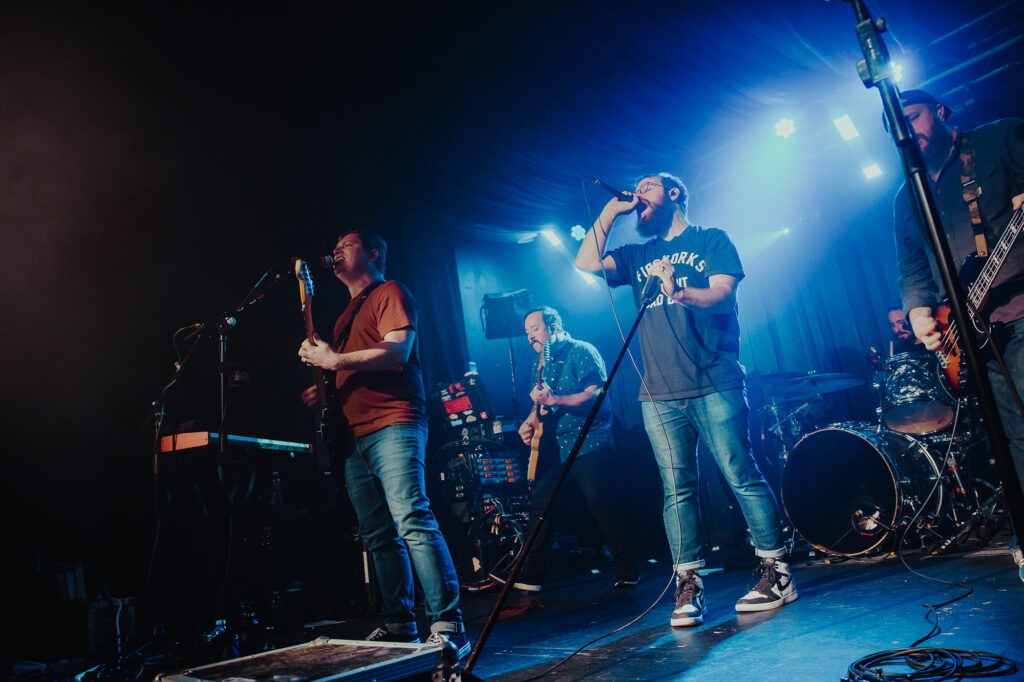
left=745, top=371, right=803, bottom=389
left=769, top=372, right=865, bottom=399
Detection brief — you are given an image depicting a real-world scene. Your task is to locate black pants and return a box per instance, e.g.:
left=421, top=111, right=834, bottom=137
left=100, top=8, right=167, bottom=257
left=520, top=446, right=636, bottom=580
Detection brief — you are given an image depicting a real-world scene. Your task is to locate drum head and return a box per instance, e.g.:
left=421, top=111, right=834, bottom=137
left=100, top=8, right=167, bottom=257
left=782, top=425, right=936, bottom=557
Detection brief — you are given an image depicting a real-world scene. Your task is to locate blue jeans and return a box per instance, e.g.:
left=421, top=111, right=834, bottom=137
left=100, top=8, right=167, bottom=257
left=642, top=388, right=785, bottom=572
left=986, top=318, right=1024, bottom=554
left=344, top=421, right=462, bottom=635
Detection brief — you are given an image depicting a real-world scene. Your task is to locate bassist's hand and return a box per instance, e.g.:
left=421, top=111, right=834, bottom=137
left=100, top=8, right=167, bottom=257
left=300, top=384, right=322, bottom=409
left=908, top=307, right=943, bottom=351
left=1012, top=192, right=1024, bottom=211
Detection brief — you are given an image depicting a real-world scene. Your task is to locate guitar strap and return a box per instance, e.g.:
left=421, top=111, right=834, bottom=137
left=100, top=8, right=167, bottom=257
left=333, top=280, right=386, bottom=350
left=959, top=131, right=989, bottom=257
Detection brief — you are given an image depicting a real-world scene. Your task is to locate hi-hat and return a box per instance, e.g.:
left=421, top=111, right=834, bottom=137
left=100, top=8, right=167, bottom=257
left=769, top=372, right=865, bottom=400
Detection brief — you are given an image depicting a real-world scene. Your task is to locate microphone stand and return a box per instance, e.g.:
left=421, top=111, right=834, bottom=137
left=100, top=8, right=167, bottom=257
left=845, top=0, right=1023, bottom=543
left=141, top=263, right=288, bottom=648
left=464, top=283, right=659, bottom=672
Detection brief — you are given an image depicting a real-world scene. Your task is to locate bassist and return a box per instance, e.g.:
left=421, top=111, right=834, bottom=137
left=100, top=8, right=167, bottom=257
left=892, top=89, right=1024, bottom=581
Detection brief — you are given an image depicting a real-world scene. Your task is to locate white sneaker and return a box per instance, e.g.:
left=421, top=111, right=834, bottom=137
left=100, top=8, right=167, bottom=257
left=735, top=558, right=798, bottom=612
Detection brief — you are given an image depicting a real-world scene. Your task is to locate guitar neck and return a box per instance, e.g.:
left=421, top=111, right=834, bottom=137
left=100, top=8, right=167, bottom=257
left=967, top=207, right=1024, bottom=312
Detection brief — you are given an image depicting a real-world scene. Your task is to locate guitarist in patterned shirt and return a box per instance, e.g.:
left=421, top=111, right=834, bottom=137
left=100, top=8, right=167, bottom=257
left=892, top=89, right=1024, bottom=581
left=502, top=306, right=639, bottom=592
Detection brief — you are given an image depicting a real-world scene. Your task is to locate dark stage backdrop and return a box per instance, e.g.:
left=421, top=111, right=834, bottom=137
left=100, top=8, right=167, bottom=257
left=1, top=0, right=1021, bottom=662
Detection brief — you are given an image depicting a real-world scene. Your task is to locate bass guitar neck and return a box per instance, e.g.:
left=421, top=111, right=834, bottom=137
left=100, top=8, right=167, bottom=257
left=934, top=206, right=1024, bottom=396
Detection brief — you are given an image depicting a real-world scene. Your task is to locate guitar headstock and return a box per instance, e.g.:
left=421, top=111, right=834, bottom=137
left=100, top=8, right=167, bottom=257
left=294, top=259, right=315, bottom=305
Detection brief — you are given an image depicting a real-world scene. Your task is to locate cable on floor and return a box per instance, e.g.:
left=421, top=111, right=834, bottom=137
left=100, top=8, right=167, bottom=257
left=844, top=646, right=1018, bottom=680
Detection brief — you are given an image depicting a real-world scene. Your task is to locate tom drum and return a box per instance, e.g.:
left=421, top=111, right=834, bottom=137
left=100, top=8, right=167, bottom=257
left=881, top=352, right=955, bottom=435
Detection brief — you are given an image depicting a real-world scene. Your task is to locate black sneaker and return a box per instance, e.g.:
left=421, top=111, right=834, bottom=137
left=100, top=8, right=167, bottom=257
left=671, top=570, right=706, bottom=627
left=365, top=626, right=421, bottom=643
left=735, top=558, right=798, bottom=612
left=425, top=630, right=472, bottom=660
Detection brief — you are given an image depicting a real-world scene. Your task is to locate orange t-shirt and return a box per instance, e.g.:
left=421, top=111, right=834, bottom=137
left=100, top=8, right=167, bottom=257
left=331, top=280, right=427, bottom=438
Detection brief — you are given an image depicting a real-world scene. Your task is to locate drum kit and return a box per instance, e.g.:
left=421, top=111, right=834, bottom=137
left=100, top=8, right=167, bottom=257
left=755, top=354, right=1006, bottom=560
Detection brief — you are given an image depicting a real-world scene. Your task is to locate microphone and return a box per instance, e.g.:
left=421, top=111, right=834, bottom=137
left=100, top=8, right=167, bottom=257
left=641, top=273, right=661, bottom=302
left=319, top=254, right=335, bottom=269
left=216, top=316, right=237, bottom=332
left=587, top=176, right=633, bottom=202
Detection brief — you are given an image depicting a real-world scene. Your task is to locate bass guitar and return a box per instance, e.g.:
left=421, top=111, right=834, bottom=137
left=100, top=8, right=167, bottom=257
left=526, top=342, right=550, bottom=485
left=935, top=206, right=1024, bottom=395
left=294, top=258, right=336, bottom=476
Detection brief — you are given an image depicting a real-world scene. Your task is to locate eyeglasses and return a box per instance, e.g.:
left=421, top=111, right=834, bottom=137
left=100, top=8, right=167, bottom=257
left=635, top=181, right=665, bottom=195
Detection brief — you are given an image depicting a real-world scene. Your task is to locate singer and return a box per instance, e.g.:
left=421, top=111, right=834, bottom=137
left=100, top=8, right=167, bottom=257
left=574, top=172, right=797, bottom=628
left=296, top=229, right=470, bottom=658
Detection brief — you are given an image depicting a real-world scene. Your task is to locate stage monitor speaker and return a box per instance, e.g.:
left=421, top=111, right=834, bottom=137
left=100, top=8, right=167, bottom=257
left=155, top=637, right=489, bottom=681
left=481, top=289, right=531, bottom=339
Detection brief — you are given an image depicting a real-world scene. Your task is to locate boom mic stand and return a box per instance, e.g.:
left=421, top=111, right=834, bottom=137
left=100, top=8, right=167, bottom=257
left=142, top=262, right=289, bottom=650
left=464, top=282, right=659, bottom=673
left=846, top=0, right=1023, bottom=547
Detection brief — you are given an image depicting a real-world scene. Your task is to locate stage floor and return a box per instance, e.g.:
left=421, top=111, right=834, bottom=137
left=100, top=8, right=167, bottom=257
left=459, top=540, right=1024, bottom=681
left=148, top=535, right=1022, bottom=681
left=17, top=533, right=1022, bottom=681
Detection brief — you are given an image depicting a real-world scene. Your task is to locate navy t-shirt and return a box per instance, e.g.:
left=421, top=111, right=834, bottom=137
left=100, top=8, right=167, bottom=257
left=607, top=225, right=746, bottom=400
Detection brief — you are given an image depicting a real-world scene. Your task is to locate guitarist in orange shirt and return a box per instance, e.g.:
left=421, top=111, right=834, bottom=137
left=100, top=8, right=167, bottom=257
left=499, top=306, right=639, bottom=592
left=892, top=89, right=1024, bottom=581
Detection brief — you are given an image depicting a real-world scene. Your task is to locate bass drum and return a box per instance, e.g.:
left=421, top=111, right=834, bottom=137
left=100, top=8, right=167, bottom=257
left=781, top=424, right=943, bottom=557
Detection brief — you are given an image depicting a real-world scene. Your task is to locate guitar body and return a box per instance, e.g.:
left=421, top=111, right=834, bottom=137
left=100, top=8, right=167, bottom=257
left=933, top=302, right=966, bottom=395
left=526, top=343, right=551, bottom=485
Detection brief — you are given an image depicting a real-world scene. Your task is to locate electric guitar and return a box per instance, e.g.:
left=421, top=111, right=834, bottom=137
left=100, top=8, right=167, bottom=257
left=526, top=342, right=550, bottom=485
left=294, top=259, right=336, bottom=476
left=935, top=207, right=1024, bottom=395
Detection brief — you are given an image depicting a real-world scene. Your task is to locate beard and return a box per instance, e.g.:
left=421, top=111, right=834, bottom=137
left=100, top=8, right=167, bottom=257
left=636, top=203, right=674, bottom=238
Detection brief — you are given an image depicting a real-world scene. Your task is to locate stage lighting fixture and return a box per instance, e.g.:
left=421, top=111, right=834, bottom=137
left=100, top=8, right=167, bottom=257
left=571, top=224, right=586, bottom=241
left=833, top=115, right=860, bottom=141
left=862, top=163, right=882, bottom=179
left=541, top=228, right=561, bottom=246
left=774, top=118, right=796, bottom=138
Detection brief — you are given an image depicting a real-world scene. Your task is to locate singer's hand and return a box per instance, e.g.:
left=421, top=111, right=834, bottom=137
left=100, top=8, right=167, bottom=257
left=600, top=193, right=641, bottom=222
left=652, top=257, right=678, bottom=296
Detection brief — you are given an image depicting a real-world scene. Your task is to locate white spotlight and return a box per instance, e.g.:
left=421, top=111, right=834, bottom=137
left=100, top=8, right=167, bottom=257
left=833, top=115, right=860, bottom=141
left=862, top=164, right=882, bottom=179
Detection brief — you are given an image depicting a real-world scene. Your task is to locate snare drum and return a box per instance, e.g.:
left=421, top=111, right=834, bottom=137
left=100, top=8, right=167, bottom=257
left=881, top=352, right=954, bottom=435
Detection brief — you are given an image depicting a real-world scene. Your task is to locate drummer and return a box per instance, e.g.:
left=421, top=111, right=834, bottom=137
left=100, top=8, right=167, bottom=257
left=887, top=302, right=926, bottom=356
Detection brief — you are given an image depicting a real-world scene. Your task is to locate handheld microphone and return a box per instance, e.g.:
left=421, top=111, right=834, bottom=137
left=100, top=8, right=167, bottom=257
left=587, top=175, right=633, bottom=202
left=319, top=254, right=335, bottom=269
left=641, top=273, right=661, bottom=302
